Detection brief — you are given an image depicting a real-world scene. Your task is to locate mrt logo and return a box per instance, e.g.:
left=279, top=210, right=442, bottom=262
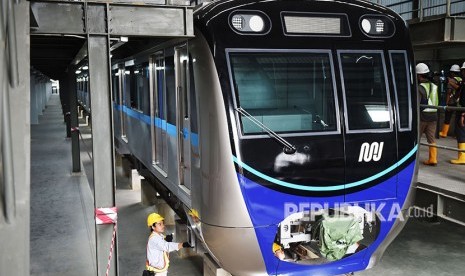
left=358, top=142, right=384, bottom=162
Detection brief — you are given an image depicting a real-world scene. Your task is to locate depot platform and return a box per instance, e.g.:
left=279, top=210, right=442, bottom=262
left=29, top=95, right=465, bottom=276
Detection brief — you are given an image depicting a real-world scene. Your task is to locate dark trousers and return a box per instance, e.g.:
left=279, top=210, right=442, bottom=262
left=456, top=112, right=465, bottom=143
left=444, top=109, right=454, bottom=124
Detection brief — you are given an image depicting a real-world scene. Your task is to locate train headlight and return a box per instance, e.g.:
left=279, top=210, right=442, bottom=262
left=249, top=15, right=265, bottom=32
left=229, top=11, right=270, bottom=34
left=361, top=19, right=371, bottom=33
left=360, top=15, right=395, bottom=37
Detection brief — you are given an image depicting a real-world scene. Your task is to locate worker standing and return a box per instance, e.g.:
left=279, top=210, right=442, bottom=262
left=450, top=62, right=465, bottom=164
left=439, top=64, right=462, bottom=137
left=417, top=63, right=439, bottom=166
left=144, top=213, right=191, bottom=276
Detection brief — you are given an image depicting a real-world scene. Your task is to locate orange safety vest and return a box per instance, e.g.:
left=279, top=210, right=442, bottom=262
left=146, top=232, right=170, bottom=273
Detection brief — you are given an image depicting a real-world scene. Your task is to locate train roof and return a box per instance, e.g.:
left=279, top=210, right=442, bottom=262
left=194, top=0, right=400, bottom=21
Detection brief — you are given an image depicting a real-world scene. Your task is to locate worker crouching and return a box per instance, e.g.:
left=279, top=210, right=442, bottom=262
left=144, top=213, right=191, bottom=276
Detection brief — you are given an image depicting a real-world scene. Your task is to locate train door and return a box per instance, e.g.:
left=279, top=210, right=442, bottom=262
left=175, top=44, right=191, bottom=192
left=389, top=50, right=416, bottom=196
left=337, top=50, right=397, bottom=201
left=151, top=53, right=168, bottom=174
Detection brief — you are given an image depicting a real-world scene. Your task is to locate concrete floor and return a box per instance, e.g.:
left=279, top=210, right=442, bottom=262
left=31, top=95, right=465, bottom=276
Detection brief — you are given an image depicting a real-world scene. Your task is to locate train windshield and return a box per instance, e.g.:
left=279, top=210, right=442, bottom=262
left=228, top=51, right=337, bottom=135
left=338, top=51, right=391, bottom=131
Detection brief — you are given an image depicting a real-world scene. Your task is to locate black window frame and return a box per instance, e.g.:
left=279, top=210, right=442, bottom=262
left=389, top=50, right=412, bottom=131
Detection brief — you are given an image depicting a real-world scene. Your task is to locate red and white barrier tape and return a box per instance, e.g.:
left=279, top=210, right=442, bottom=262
left=95, top=207, right=118, bottom=276
left=95, top=207, right=117, bottom=225
left=105, top=224, right=117, bottom=276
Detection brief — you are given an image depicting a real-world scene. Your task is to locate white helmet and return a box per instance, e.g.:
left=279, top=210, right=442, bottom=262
left=416, top=63, right=430, bottom=74
left=462, top=62, right=465, bottom=69
left=450, top=64, right=461, bottom=72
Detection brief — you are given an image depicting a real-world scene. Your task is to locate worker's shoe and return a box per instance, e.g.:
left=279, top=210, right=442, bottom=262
left=423, top=144, right=437, bottom=166
left=439, top=124, right=450, bottom=138
left=450, top=143, right=465, bottom=165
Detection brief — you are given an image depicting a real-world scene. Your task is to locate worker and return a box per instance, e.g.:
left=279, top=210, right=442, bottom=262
left=272, top=242, right=285, bottom=260
left=439, top=64, right=462, bottom=137
left=144, top=213, right=191, bottom=276
left=417, top=63, right=439, bottom=166
left=449, top=62, right=465, bottom=164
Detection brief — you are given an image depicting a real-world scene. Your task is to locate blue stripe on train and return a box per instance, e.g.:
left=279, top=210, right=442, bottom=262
left=114, top=103, right=198, bottom=147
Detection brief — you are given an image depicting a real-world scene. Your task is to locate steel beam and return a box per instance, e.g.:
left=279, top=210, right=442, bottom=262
left=109, top=5, right=193, bottom=36
left=87, top=33, right=117, bottom=276
left=30, top=0, right=194, bottom=37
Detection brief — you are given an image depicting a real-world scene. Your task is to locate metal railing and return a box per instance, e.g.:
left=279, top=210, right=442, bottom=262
left=374, top=0, right=465, bottom=21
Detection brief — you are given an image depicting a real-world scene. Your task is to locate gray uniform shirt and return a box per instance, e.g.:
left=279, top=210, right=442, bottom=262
left=147, top=233, right=179, bottom=269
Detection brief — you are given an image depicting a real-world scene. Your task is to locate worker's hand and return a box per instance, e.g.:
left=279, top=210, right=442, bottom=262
left=182, top=242, right=192, bottom=248
left=164, top=234, right=173, bottom=242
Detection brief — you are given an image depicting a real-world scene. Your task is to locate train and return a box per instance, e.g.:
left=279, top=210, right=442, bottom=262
left=77, top=0, right=418, bottom=275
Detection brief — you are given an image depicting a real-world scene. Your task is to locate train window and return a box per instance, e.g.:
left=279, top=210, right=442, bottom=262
left=165, top=54, right=176, bottom=125
left=389, top=51, right=411, bottom=131
left=132, top=62, right=150, bottom=115
left=124, top=66, right=132, bottom=107
left=228, top=51, right=338, bottom=135
left=189, top=54, right=198, bottom=134
left=111, top=68, right=119, bottom=103
left=338, top=51, right=392, bottom=132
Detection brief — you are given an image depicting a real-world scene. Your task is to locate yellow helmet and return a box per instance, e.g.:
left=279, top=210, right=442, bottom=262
left=188, top=209, right=199, bottom=218
left=272, top=243, right=282, bottom=253
left=147, top=213, right=164, bottom=227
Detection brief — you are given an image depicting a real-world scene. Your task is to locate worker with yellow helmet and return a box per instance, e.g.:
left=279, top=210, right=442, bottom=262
left=144, top=213, right=191, bottom=276
left=416, top=63, right=439, bottom=166
left=272, top=242, right=285, bottom=260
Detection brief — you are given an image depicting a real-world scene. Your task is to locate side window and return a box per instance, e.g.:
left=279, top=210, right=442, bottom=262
left=189, top=54, right=198, bottom=135
left=165, top=52, right=176, bottom=125
left=132, top=62, right=150, bottom=114
left=124, top=66, right=133, bottom=107
left=389, top=51, right=411, bottom=131
left=339, top=51, right=391, bottom=132
left=111, top=67, right=120, bottom=103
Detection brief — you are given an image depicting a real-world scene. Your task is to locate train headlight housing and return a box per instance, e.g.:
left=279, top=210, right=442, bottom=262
left=231, top=15, right=245, bottom=30
left=229, top=11, right=270, bottom=34
left=360, top=15, right=395, bottom=37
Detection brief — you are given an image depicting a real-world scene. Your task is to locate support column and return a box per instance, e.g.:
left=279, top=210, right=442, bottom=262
left=68, top=67, right=81, bottom=173
left=60, top=77, right=71, bottom=137
left=88, top=33, right=117, bottom=276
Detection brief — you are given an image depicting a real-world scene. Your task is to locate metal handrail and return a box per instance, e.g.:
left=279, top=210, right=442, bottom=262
left=419, top=104, right=465, bottom=112
left=421, top=142, right=465, bottom=152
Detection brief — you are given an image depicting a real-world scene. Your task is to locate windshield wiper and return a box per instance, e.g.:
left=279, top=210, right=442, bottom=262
left=236, top=107, right=296, bottom=154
